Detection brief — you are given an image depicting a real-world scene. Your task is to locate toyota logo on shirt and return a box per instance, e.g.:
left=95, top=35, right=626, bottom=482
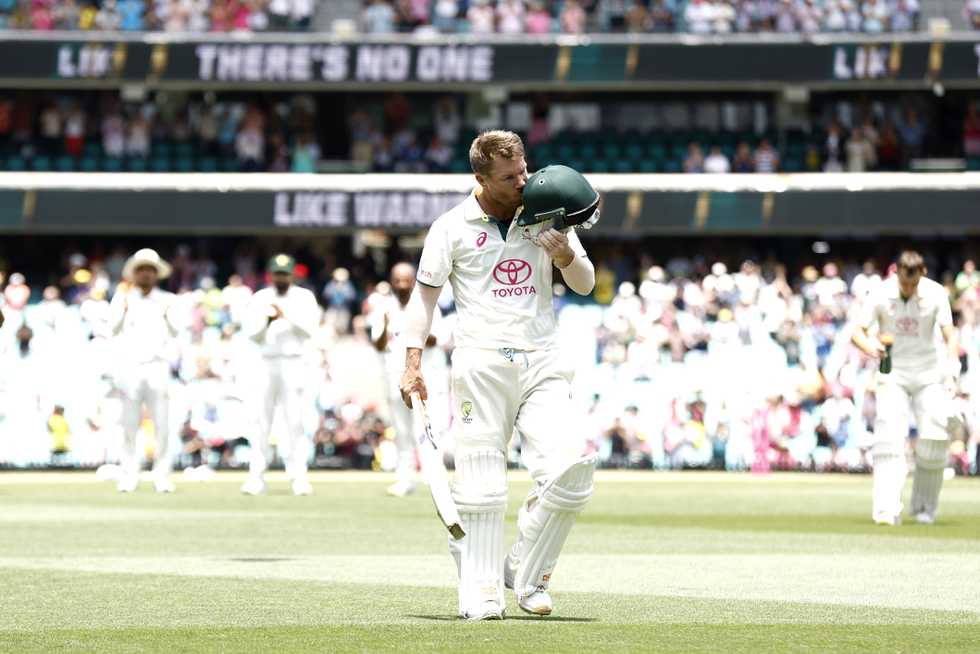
left=493, top=259, right=532, bottom=286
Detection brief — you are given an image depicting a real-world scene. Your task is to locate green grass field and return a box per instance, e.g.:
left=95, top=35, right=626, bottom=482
left=1, top=471, right=979, bottom=653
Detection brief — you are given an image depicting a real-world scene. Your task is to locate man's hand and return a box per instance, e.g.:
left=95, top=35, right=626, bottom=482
left=268, top=303, right=284, bottom=323
left=537, top=228, right=575, bottom=268
left=400, top=347, right=427, bottom=408
left=862, top=339, right=887, bottom=360
left=0, top=306, right=4, bottom=328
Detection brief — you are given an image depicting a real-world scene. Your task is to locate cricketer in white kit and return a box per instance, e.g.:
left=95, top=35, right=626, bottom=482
left=241, top=254, right=321, bottom=496
left=108, top=248, right=179, bottom=494
left=852, top=251, right=960, bottom=526
left=400, top=131, right=599, bottom=621
left=369, top=262, right=450, bottom=498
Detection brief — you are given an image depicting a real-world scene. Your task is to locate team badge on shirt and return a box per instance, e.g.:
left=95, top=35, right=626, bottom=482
left=461, top=400, right=473, bottom=423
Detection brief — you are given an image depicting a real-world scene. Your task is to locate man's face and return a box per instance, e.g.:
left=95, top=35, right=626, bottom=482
left=897, top=267, right=923, bottom=296
left=390, top=266, right=415, bottom=305
left=273, top=271, right=292, bottom=293
left=133, top=264, right=158, bottom=289
left=476, top=156, right=527, bottom=216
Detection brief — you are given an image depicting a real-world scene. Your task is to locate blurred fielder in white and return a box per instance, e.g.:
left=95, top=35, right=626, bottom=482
left=241, top=254, right=320, bottom=496
left=108, top=248, right=179, bottom=494
left=852, top=250, right=960, bottom=526
left=369, top=262, right=450, bottom=497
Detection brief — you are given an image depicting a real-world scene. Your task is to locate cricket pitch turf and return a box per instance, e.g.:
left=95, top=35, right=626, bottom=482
left=1, top=470, right=978, bottom=653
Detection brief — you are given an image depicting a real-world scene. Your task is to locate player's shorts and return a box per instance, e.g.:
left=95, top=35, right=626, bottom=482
left=450, top=346, right=586, bottom=482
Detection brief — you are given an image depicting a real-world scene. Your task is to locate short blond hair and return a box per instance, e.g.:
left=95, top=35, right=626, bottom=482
left=897, top=250, right=925, bottom=275
left=469, top=130, right=525, bottom=176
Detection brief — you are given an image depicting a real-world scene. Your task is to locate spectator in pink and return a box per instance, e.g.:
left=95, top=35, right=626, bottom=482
left=525, top=0, right=551, bottom=33
left=467, top=0, right=495, bottom=33
left=497, top=0, right=525, bottom=33
left=560, top=0, right=587, bottom=32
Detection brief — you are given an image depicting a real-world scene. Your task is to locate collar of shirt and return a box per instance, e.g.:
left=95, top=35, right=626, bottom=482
left=884, top=276, right=919, bottom=301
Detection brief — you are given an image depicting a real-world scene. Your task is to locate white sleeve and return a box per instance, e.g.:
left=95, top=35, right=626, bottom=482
left=937, top=290, right=953, bottom=328
left=286, top=290, right=320, bottom=339
left=857, top=294, right=881, bottom=330
left=242, top=293, right=270, bottom=342
left=558, top=230, right=595, bottom=296
left=403, top=283, right=442, bottom=350
left=108, top=291, right=127, bottom=336
left=417, top=218, right=453, bottom=288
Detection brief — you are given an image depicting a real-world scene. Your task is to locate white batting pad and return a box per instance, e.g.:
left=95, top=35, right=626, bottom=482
left=511, top=454, right=595, bottom=600
left=910, top=438, right=948, bottom=520
left=450, top=448, right=508, bottom=616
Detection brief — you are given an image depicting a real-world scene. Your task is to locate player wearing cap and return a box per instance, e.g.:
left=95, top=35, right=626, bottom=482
left=399, top=130, right=600, bottom=621
left=241, top=254, right=321, bottom=496
left=852, top=251, right=961, bottom=526
left=108, top=248, right=180, bottom=494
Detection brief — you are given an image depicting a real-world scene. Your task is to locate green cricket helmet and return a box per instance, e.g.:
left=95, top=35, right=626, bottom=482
left=515, top=165, right=601, bottom=232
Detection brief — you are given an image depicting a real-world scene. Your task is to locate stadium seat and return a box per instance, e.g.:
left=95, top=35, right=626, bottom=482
left=592, top=160, right=611, bottom=173
left=32, top=156, right=51, bottom=171
left=56, top=156, right=75, bottom=172
left=624, top=143, right=644, bottom=162
left=664, top=159, right=682, bottom=173
left=197, top=157, right=218, bottom=173
left=638, top=159, right=658, bottom=173
left=80, top=157, right=99, bottom=172
left=614, top=159, right=634, bottom=173
left=128, top=158, right=148, bottom=172
left=221, top=158, right=241, bottom=172
left=104, top=157, right=123, bottom=172
left=83, top=143, right=102, bottom=159
left=579, top=143, right=598, bottom=163
left=602, top=143, right=623, bottom=161
left=175, top=143, right=194, bottom=159
left=968, top=158, right=980, bottom=171
left=6, top=156, right=25, bottom=171
left=151, top=158, right=171, bottom=173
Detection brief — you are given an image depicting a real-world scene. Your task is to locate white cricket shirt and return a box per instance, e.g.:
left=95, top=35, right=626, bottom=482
left=244, top=285, right=320, bottom=358
left=108, top=287, right=179, bottom=363
left=417, top=190, right=587, bottom=351
left=859, top=275, right=953, bottom=380
left=370, top=295, right=449, bottom=376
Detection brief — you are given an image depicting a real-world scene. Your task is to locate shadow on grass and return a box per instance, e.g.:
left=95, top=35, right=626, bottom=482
left=405, top=615, right=597, bottom=623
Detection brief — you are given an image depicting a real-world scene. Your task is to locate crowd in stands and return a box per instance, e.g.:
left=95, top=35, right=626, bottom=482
left=1, top=242, right=979, bottom=475
left=0, top=0, right=945, bottom=34
left=362, top=0, right=923, bottom=35
left=0, top=93, right=322, bottom=173
left=0, top=0, right=313, bottom=31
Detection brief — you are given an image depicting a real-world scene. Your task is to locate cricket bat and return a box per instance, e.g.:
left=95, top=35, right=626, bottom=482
left=411, top=393, right=465, bottom=541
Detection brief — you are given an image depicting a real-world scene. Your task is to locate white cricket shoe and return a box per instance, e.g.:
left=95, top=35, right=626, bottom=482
left=915, top=512, right=936, bottom=525
left=240, top=478, right=267, bottom=495
left=518, top=587, right=553, bottom=616
left=153, top=477, right=175, bottom=494
left=461, top=601, right=504, bottom=622
left=116, top=476, right=139, bottom=493
left=874, top=513, right=901, bottom=527
left=386, top=480, right=416, bottom=497
left=291, top=478, right=313, bottom=496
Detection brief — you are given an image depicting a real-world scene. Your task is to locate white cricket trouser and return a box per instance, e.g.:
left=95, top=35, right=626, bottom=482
left=250, top=356, right=309, bottom=480
left=119, top=359, right=172, bottom=479
left=386, top=364, right=450, bottom=485
left=872, top=377, right=951, bottom=519
left=451, top=347, right=585, bottom=480
left=388, top=390, right=415, bottom=485
left=448, top=346, right=588, bottom=615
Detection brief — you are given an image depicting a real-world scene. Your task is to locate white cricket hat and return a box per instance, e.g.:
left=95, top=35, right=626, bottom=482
left=122, top=248, right=172, bottom=281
